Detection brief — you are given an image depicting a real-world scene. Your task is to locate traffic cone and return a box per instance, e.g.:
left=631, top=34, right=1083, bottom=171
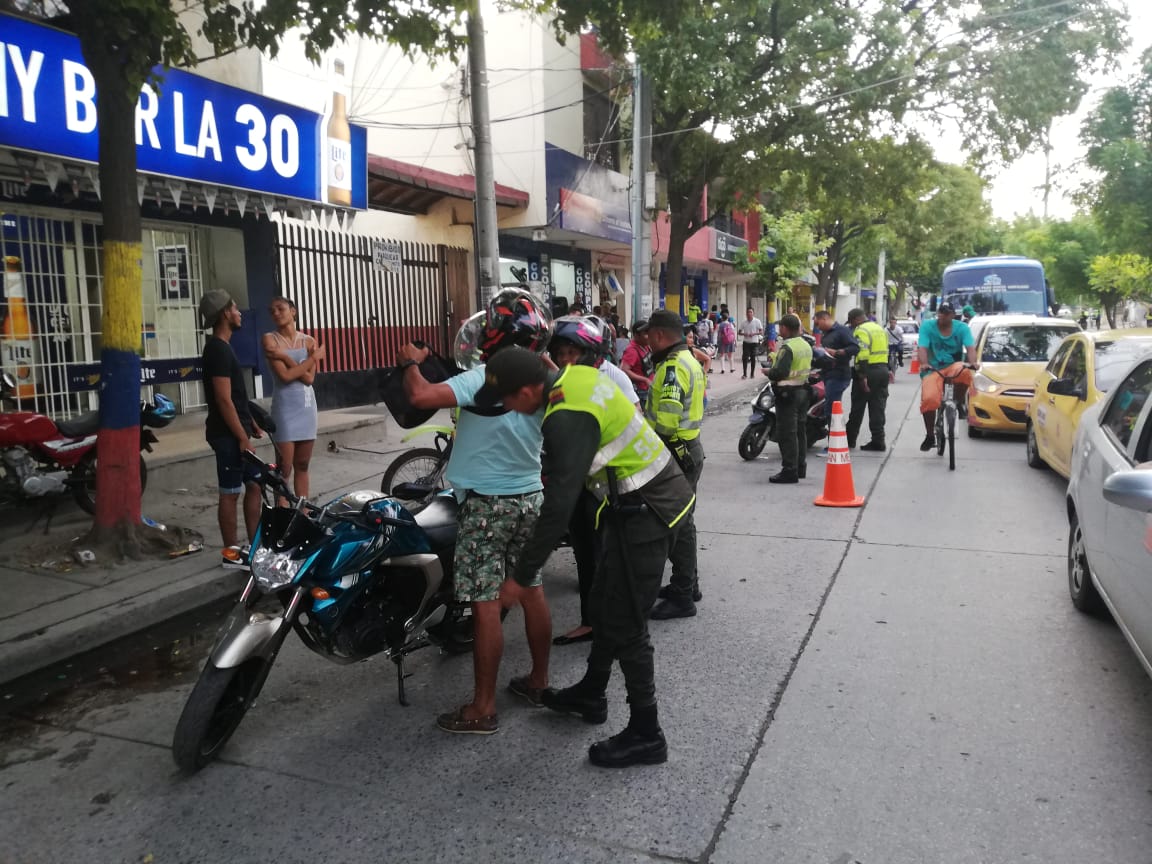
left=908, top=356, right=920, bottom=375
left=815, top=401, right=865, bottom=508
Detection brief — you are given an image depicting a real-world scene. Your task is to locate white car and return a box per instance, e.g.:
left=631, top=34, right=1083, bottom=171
left=895, top=319, right=919, bottom=357
left=1066, top=353, right=1152, bottom=676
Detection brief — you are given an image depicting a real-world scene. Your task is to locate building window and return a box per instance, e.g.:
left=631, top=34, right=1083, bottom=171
left=583, top=85, right=621, bottom=172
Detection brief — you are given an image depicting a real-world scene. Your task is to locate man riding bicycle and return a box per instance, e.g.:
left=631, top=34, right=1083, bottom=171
left=917, top=302, right=979, bottom=451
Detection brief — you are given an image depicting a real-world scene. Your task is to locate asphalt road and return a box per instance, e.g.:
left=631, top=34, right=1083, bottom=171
left=2, top=382, right=1151, bottom=864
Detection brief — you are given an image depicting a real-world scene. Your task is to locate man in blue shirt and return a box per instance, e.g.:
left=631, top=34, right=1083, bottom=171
left=813, top=310, right=859, bottom=429
left=398, top=333, right=552, bottom=736
left=916, top=302, right=979, bottom=451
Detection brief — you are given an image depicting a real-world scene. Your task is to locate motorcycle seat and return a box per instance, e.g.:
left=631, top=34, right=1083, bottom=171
left=56, top=411, right=100, bottom=438
left=413, top=495, right=458, bottom=550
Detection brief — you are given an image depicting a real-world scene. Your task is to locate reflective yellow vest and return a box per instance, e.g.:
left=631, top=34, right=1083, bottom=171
left=646, top=345, right=705, bottom=443
left=778, top=335, right=812, bottom=386
left=544, top=365, right=671, bottom=500
left=853, top=320, right=889, bottom=366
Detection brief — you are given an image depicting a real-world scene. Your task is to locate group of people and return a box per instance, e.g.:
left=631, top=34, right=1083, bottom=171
left=198, top=290, right=323, bottom=569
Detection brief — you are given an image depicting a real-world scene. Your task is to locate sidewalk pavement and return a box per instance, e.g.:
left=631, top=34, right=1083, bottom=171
left=0, top=367, right=761, bottom=686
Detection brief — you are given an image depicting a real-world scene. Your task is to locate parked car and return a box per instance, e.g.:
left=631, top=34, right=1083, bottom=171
left=895, top=319, right=919, bottom=358
left=967, top=315, right=1082, bottom=437
left=1065, top=355, right=1152, bottom=677
left=1026, top=329, right=1152, bottom=477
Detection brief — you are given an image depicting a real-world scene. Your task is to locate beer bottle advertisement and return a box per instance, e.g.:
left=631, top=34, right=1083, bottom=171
left=325, top=59, right=352, bottom=207
left=2, top=255, right=37, bottom=399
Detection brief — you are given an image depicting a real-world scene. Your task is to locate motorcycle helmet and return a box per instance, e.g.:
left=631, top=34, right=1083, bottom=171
left=480, top=288, right=552, bottom=359
left=142, top=393, right=176, bottom=428
left=453, top=311, right=489, bottom=371
left=549, top=314, right=606, bottom=367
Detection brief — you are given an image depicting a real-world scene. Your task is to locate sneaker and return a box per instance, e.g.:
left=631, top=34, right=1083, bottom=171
left=819, top=447, right=829, bottom=457
left=919, top=435, right=935, bottom=452
left=221, top=545, right=250, bottom=570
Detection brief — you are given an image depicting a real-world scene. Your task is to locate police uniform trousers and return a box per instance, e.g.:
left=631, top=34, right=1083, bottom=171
left=775, top=385, right=810, bottom=473
left=567, top=489, right=600, bottom=627
left=587, top=504, right=673, bottom=708
left=665, top=438, right=704, bottom=599
left=845, top=364, right=890, bottom=447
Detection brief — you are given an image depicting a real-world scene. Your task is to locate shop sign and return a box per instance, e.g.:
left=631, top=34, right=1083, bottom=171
left=0, top=13, right=367, bottom=208
left=372, top=240, right=403, bottom=274
left=710, top=230, right=748, bottom=263
left=67, top=357, right=203, bottom=391
left=557, top=189, right=631, bottom=245
left=157, top=245, right=190, bottom=301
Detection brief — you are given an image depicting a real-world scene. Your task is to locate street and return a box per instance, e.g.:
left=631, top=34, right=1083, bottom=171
left=3, top=381, right=1152, bottom=864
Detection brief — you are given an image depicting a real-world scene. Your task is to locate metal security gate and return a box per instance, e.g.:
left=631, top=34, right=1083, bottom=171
left=276, top=223, right=458, bottom=371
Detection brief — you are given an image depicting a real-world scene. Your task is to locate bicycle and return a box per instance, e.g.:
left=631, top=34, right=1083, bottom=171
left=930, top=364, right=974, bottom=471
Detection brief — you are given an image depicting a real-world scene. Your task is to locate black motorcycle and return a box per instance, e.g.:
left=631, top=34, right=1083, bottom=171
left=737, top=371, right=830, bottom=460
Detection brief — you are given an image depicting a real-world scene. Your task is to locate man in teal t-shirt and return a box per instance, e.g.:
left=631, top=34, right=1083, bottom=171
left=915, top=302, right=979, bottom=451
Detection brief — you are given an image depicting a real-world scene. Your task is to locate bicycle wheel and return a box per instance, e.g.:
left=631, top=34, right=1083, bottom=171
left=380, top=448, right=448, bottom=496
left=944, top=402, right=957, bottom=470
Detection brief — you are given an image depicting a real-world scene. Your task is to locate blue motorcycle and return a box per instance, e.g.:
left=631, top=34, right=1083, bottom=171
left=172, top=446, right=466, bottom=773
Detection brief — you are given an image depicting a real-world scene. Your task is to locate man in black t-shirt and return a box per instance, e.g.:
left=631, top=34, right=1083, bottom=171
left=200, top=290, right=262, bottom=569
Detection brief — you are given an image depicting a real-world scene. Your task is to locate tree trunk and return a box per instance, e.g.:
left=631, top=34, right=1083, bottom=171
left=79, top=37, right=144, bottom=552
left=665, top=207, right=693, bottom=312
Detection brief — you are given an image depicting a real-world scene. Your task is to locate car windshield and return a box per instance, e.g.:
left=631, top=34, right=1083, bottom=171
left=943, top=265, right=1047, bottom=315
left=900, top=323, right=918, bottom=334
left=981, top=325, right=1077, bottom=363
left=1094, top=339, right=1152, bottom=392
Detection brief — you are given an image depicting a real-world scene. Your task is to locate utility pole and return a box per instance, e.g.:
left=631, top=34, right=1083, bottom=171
left=876, top=247, right=887, bottom=320
left=630, top=62, right=652, bottom=323
left=467, top=8, right=501, bottom=300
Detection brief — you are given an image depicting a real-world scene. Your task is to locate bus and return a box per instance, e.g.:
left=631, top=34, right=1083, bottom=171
left=941, top=256, right=1055, bottom=317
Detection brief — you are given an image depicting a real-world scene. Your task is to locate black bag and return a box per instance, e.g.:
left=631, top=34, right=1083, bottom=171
left=379, top=349, right=461, bottom=429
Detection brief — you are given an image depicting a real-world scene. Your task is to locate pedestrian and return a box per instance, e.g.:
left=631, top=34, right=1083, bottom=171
left=476, top=346, right=695, bottom=768
left=765, top=313, right=812, bottom=484
left=695, top=314, right=714, bottom=350
left=685, top=331, right=713, bottom=379
left=200, top=290, right=263, bottom=570
left=739, top=307, right=764, bottom=379
left=620, top=320, right=655, bottom=403
left=1146, top=307, right=1152, bottom=328
left=812, top=310, right=859, bottom=434
left=765, top=318, right=778, bottom=353
left=262, top=296, right=324, bottom=499
left=399, top=289, right=554, bottom=735
left=569, top=301, right=585, bottom=316
left=1093, top=312, right=1101, bottom=329
left=716, top=313, right=737, bottom=373
left=687, top=297, right=702, bottom=324
left=644, top=309, right=707, bottom=620
left=1078, top=312, right=1088, bottom=330
left=844, top=308, right=889, bottom=452
left=885, top=316, right=905, bottom=369
left=548, top=316, right=639, bottom=648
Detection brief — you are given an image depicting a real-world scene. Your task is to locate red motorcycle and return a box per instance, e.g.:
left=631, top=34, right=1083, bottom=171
left=0, top=373, right=175, bottom=514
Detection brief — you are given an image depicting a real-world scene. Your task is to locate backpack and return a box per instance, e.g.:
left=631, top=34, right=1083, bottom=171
left=719, top=320, right=736, bottom=346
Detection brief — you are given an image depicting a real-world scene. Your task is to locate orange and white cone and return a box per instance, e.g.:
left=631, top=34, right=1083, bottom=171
left=908, top=356, right=920, bottom=374
left=815, top=401, right=865, bottom=508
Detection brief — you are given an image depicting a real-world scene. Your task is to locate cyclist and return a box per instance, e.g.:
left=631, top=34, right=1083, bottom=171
left=916, top=302, right=979, bottom=451
left=398, top=288, right=554, bottom=735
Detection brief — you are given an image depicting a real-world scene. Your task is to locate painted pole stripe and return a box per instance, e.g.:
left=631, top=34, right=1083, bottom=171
left=99, top=349, right=142, bottom=430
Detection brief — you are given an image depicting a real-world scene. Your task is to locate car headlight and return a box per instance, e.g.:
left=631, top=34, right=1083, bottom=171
left=250, top=546, right=305, bottom=591
left=972, top=372, right=1000, bottom=394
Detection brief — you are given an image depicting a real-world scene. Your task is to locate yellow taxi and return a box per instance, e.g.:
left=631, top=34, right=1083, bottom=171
left=1026, top=328, right=1152, bottom=477
left=967, top=315, right=1081, bottom=438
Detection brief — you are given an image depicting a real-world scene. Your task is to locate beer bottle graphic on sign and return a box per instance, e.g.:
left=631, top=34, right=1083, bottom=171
left=326, top=59, right=352, bottom=207
left=2, top=256, right=37, bottom=399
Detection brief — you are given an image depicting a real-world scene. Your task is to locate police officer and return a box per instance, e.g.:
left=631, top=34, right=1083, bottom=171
left=643, top=309, right=706, bottom=620
left=845, top=308, right=890, bottom=452
left=476, top=347, right=695, bottom=768
left=766, top=314, right=813, bottom=484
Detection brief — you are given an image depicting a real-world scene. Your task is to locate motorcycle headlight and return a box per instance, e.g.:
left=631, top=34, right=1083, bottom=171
left=250, top=546, right=305, bottom=591
left=972, top=372, right=1000, bottom=394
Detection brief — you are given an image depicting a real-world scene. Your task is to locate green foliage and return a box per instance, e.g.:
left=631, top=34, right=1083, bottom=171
left=733, top=211, right=831, bottom=301
left=1088, top=252, right=1152, bottom=325
left=999, top=215, right=1102, bottom=305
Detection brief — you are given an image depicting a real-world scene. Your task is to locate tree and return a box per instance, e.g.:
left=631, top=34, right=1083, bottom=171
left=1000, top=215, right=1102, bottom=307
left=630, top=0, right=1124, bottom=308
left=1088, top=253, right=1152, bottom=327
left=3, top=0, right=693, bottom=555
left=732, top=211, right=831, bottom=305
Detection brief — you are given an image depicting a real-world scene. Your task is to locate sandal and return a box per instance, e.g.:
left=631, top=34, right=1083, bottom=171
left=436, top=706, right=498, bottom=735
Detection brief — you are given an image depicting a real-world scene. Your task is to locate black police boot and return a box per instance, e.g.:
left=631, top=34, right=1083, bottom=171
left=649, top=595, right=697, bottom=620
left=589, top=703, right=667, bottom=768
left=769, top=469, right=799, bottom=484
left=658, top=583, right=703, bottom=603
left=540, top=684, right=608, bottom=724
left=860, top=440, right=886, bottom=452
left=797, top=464, right=807, bottom=479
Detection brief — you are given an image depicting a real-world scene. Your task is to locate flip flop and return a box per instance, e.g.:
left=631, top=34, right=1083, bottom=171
left=552, top=630, right=593, bottom=646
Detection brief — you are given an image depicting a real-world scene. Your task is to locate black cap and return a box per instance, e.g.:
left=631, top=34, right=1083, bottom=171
left=474, top=346, right=549, bottom=407
left=647, top=309, right=683, bottom=333
left=937, top=302, right=956, bottom=315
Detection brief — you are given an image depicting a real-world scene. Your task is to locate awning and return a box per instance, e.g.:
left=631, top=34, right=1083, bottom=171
left=368, top=155, right=529, bottom=215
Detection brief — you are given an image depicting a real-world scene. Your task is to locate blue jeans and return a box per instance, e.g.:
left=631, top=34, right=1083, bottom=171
left=823, top=376, right=851, bottom=423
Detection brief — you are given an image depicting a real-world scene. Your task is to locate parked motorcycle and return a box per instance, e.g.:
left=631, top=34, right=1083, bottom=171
left=737, top=368, right=829, bottom=460
left=172, top=443, right=469, bottom=773
left=0, top=372, right=175, bottom=513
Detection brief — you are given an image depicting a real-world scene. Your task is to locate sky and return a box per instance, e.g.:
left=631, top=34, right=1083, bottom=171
left=970, top=0, right=1152, bottom=221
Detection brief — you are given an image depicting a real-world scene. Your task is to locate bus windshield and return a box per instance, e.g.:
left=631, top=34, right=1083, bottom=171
left=942, top=264, right=1047, bottom=316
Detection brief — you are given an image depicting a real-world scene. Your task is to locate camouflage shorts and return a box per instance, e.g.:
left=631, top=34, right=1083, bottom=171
left=454, top=491, right=544, bottom=602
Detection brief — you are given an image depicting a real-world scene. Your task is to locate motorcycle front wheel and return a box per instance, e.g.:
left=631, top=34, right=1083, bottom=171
left=380, top=447, right=448, bottom=496
left=738, top=421, right=773, bottom=460
left=172, top=657, right=271, bottom=773
left=72, top=452, right=148, bottom=515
